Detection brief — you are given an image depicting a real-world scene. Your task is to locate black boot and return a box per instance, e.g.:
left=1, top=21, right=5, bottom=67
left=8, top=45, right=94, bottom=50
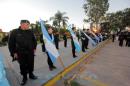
left=21, top=75, right=27, bottom=86
left=29, top=73, right=38, bottom=80
left=52, top=65, right=57, bottom=69
left=73, top=55, right=77, bottom=58
left=49, top=67, right=53, bottom=71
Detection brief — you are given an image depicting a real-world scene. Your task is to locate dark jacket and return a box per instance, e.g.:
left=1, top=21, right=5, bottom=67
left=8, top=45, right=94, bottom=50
left=118, top=32, right=125, bottom=41
left=81, top=32, right=86, bottom=41
left=8, top=28, right=37, bottom=57
left=63, top=34, right=67, bottom=40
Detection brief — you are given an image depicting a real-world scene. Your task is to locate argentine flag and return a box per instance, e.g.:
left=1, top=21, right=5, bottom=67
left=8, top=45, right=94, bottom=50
left=40, top=19, right=60, bottom=63
left=0, top=53, right=10, bottom=86
left=90, top=31, right=100, bottom=43
left=81, top=31, right=97, bottom=46
left=99, top=33, right=103, bottom=41
left=67, top=25, right=81, bottom=52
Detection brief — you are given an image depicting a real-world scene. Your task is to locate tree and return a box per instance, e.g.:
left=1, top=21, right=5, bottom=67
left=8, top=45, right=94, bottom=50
left=123, top=8, right=130, bottom=26
left=83, top=0, right=109, bottom=29
left=50, top=11, right=69, bottom=33
left=104, top=8, right=130, bottom=32
left=52, top=20, right=58, bottom=29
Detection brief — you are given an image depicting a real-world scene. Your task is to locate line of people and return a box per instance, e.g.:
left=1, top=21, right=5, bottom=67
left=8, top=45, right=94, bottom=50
left=118, top=29, right=130, bottom=47
left=8, top=20, right=105, bottom=86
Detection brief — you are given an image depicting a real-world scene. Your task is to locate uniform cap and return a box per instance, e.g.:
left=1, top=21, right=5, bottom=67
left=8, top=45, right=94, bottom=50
left=20, top=20, right=30, bottom=24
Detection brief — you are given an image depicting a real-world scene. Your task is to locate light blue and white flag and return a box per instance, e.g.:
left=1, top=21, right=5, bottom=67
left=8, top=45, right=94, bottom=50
left=0, top=53, right=10, bottom=86
left=90, top=31, right=100, bottom=43
left=99, top=33, right=103, bottom=41
left=40, top=19, right=60, bottom=63
left=67, top=25, right=81, bottom=52
left=81, top=31, right=97, bottom=46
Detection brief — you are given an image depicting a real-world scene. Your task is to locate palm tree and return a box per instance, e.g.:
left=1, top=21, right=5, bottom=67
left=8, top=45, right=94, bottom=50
left=62, top=18, right=68, bottom=29
left=50, top=11, right=69, bottom=32
left=52, top=20, right=58, bottom=29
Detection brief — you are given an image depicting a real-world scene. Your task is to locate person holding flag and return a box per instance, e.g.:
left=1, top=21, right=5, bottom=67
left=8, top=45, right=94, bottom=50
left=80, top=29, right=97, bottom=47
left=40, top=20, right=65, bottom=71
left=81, top=29, right=86, bottom=52
left=85, top=29, right=89, bottom=49
left=71, top=27, right=77, bottom=58
left=67, top=25, right=81, bottom=58
left=45, top=26, right=57, bottom=71
left=90, top=30, right=100, bottom=43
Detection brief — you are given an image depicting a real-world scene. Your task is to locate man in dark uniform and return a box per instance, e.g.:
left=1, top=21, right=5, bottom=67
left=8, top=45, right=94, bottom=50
left=54, top=31, right=59, bottom=49
left=76, top=30, right=80, bottom=41
left=40, top=33, right=46, bottom=52
left=85, top=29, right=89, bottom=49
left=124, top=30, right=129, bottom=46
left=81, top=29, right=86, bottom=52
left=63, top=32, right=67, bottom=47
left=127, top=29, right=130, bottom=47
left=118, top=31, right=124, bottom=47
left=8, top=20, right=37, bottom=85
left=112, top=33, right=116, bottom=42
left=71, top=27, right=77, bottom=58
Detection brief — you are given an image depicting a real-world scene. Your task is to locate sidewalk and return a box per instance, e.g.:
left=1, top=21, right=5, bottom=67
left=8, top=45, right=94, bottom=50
left=0, top=39, right=94, bottom=86
left=75, top=40, right=130, bottom=86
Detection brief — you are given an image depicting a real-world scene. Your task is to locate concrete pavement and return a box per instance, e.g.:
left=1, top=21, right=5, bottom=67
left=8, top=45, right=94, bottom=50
left=74, top=40, right=130, bottom=86
left=0, top=39, right=93, bottom=86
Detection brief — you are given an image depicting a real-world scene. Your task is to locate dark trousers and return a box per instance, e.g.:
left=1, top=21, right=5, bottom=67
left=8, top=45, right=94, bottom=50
left=125, top=39, right=128, bottom=46
left=55, top=41, right=59, bottom=49
left=42, top=44, right=46, bottom=52
left=112, top=35, right=115, bottom=42
left=127, top=40, right=130, bottom=47
left=18, top=52, right=34, bottom=76
left=82, top=40, right=85, bottom=52
left=46, top=52, right=54, bottom=68
left=64, top=39, right=67, bottom=47
left=71, top=43, right=76, bottom=57
left=85, top=40, right=89, bottom=49
left=72, top=46, right=76, bottom=57
left=119, top=40, right=124, bottom=46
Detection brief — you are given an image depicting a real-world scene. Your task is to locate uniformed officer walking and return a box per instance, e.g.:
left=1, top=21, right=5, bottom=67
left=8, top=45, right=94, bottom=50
left=8, top=20, right=37, bottom=85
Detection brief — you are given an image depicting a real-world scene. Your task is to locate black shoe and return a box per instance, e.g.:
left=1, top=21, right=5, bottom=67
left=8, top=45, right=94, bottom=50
left=82, top=50, right=86, bottom=52
left=73, top=55, right=77, bottom=58
left=52, top=66, right=57, bottom=69
left=49, top=67, right=54, bottom=71
left=29, top=73, right=38, bottom=80
left=86, top=48, right=89, bottom=49
left=21, top=78, right=27, bottom=86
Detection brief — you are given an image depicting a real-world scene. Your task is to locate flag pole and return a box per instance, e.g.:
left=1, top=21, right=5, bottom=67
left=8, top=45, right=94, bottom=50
left=58, top=56, right=65, bottom=68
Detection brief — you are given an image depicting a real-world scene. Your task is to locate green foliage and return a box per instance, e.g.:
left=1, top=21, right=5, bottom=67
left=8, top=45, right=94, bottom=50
left=83, top=0, right=109, bottom=24
left=50, top=11, right=69, bottom=31
left=105, top=8, right=130, bottom=31
left=60, top=28, right=67, bottom=34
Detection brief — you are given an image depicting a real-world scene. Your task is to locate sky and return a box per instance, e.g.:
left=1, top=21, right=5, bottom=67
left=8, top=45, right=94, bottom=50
left=0, top=0, right=130, bottom=32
